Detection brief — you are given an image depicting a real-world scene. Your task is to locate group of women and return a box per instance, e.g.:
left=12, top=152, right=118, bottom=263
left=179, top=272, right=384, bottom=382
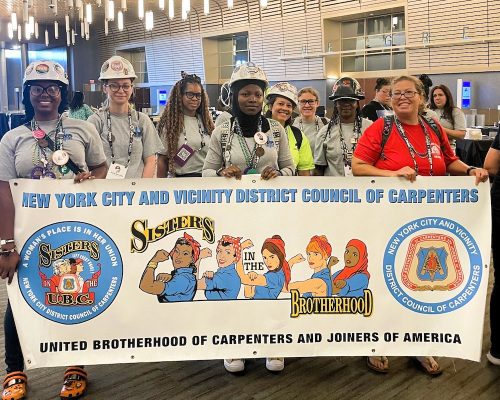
left=0, top=56, right=494, bottom=399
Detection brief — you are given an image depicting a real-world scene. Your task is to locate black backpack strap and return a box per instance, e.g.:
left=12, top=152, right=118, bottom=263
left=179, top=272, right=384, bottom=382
left=289, top=125, right=303, bottom=150
left=421, top=115, right=443, bottom=142
left=380, top=115, right=394, bottom=160
left=320, top=117, right=328, bottom=126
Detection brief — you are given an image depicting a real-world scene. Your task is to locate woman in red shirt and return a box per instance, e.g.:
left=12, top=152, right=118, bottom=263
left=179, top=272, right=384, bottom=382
left=352, top=75, right=488, bottom=375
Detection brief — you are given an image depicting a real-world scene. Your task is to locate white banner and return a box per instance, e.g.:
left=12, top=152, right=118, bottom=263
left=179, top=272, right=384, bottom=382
left=8, top=176, right=491, bottom=369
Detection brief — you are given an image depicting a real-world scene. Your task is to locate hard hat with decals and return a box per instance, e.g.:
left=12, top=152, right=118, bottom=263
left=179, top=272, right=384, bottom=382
left=229, top=62, right=268, bottom=90
left=99, top=55, right=137, bottom=81
left=266, top=82, right=298, bottom=107
left=23, top=61, right=69, bottom=85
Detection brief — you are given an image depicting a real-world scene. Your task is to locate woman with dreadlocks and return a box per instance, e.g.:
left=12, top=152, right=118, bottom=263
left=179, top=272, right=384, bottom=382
left=314, top=77, right=372, bottom=177
left=157, top=73, right=214, bottom=177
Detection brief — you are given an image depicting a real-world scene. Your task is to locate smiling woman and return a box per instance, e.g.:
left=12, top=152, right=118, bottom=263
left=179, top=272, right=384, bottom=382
left=87, top=55, right=165, bottom=179
left=265, top=82, right=315, bottom=176
left=0, top=60, right=108, bottom=400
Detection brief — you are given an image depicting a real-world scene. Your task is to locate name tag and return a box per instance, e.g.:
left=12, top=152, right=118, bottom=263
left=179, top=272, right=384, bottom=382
left=106, top=162, right=128, bottom=179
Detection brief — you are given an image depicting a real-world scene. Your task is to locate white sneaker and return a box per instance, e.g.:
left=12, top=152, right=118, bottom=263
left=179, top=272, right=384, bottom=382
left=266, top=357, right=285, bottom=372
left=224, top=358, right=245, bottom=373
left=487, top=351, right=500, bottom=366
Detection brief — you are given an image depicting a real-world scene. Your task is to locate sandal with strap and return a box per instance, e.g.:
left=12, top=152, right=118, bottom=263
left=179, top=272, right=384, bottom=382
left=60, top=367, right=88, bottom=399
left=2, top=371, right=27, bottom=400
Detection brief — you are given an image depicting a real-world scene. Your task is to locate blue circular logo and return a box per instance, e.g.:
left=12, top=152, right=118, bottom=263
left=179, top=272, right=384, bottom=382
left=19, top=221, right=123, bottom=324
left=383, top=217, right=483, bottom=314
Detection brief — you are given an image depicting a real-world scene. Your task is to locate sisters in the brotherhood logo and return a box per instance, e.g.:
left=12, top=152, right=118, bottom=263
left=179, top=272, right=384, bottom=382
left=19, top=221, right=123, bottom=324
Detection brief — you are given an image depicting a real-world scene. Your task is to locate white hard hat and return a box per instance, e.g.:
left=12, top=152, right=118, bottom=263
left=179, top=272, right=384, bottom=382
left=266, top=82, right=298, bottom=107
left=229, top=62, right=268, bottom=90
left=23, top=60, right=69, bottom=85
left=99, top=55, right=137, bottom=81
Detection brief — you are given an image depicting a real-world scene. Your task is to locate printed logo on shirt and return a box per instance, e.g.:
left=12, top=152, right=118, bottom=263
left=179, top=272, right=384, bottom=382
left=383, top=217, right=483, bottom=314
left=18, top=221, right=123, bottom=325
left=431, top=143, right=442, bottom=158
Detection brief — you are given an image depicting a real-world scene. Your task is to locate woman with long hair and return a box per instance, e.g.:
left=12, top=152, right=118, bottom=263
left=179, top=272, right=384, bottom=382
left=265, top=82, right=315, bottom=176
left=235, top=235, right=292, bottom=372
left=429, top=84, right=466, bottom=149
left=88, top=56, right=164, bottom=179
left=314, top=77, right=372, bottom=177
left=361, top=77, right=392, bottom=122
left=157, top=73, right=214, bottom=177
left=0, top=61, right=107, bottom=400
left=68, top=91, right=93, bottom=121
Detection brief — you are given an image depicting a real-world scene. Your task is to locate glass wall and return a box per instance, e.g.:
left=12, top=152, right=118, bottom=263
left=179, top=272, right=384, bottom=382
left=341, top=13, right=406, bottom=73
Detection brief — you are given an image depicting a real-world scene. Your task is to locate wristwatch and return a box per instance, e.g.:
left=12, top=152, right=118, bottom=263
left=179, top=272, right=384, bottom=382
left=466, top=166, right=477, bottom=176
left=0, top=239, right=15, bottom=249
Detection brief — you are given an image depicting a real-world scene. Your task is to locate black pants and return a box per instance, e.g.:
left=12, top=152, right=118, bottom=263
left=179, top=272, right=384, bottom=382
left=4, top=301, right=24, bottom=373
left=490, top=183, right=500, bottom=356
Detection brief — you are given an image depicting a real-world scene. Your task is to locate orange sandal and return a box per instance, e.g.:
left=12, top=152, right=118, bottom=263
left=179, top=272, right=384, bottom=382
left=2, top=371, right=27, bottom=400
left=59, top=367, right=87, bottom=399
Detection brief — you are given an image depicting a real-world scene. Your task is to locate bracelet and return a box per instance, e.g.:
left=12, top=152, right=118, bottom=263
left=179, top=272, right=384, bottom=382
left=0, top=248, right=16, bottom=256
left=466, top=166, right=477, bottom=176
left=147, top=261, right=158, bottom=269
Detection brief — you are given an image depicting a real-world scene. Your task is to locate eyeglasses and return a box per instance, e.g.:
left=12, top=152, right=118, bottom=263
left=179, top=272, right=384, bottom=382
left=105, top=83, right=133, bottom=92
left=391, top=90, right=418, bottom=99
left=299, top=99, right=318, bottom=106
left=29, top=84, right=61, bottom=97
left=184, top=92, right=202, bottom=100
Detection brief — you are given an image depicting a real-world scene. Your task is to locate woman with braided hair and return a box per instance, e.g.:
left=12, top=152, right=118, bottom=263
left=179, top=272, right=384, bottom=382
left=314, top=77, right=372, bottom=177
left=157, top=74, right=214, bottom=177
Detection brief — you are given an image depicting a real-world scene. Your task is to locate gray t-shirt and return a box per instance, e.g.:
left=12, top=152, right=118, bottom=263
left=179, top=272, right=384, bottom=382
left=88, top=109, right=165, bottom=178
left=162, top=115, right=211, bottom=176
left=202, top=119, right=295, bottom=177
left=314, top=118, right=372, bottom=176
left=215, top=111, right=232, bottom=128
left=0, top=116, right=106, bottom=181
left=292, top=116, right=329, bottom=154
left=433, top=107, right=466, bottom=150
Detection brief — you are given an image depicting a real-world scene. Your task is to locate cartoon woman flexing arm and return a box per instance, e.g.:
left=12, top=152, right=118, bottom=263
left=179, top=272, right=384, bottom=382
left=139, top=233, right=210, bottom=302
left=288, top=235, right=337, bottom=297
left=236, top=235, right=291, bottom=299
left=332, top=239, right=369, bottom=297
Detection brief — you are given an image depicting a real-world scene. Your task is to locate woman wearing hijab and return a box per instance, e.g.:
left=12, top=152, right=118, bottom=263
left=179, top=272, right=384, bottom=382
left=202, top=62, right=295, bottom=178
left=332, top=239, right=369, bottom=297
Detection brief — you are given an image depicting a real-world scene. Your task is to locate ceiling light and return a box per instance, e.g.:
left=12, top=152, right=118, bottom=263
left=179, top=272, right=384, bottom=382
left=260, top=0, right=267, bottom=8
left=12, top=13, right=18, bottom=30
left=227, top=0, right=233, bottom=9
left=159, top=0, right=165, bottom=10
left=168, top=0, right=174, bottom=19
left=145, top=10, right=154, bottom=30
left=45, top=29, right=49, bottom=45
left=65, top=14, right=70, bottom=31
left=7, top=23, right=13, bottom=39
left=204, top=0, right=209, bottom=15
left=54, top=21, right=59, bottom=39
left=138, top=0, right=144, bottom=20
left=34, top=22, right=39, bottom=38
left=108, top=1, right=115, bottom=21
left=121, top=0, right=127, bottom=11
left=86, top=3, right=92, bottom=23
left=118, top=10, right=124, bottom=30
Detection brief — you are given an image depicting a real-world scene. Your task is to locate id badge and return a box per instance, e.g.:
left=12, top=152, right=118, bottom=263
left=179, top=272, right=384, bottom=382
left=174, top=144, right=195, bottom=167
left=344, top=164, right=353, bottom=177
left=106, top=163, right=128, bottom=179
